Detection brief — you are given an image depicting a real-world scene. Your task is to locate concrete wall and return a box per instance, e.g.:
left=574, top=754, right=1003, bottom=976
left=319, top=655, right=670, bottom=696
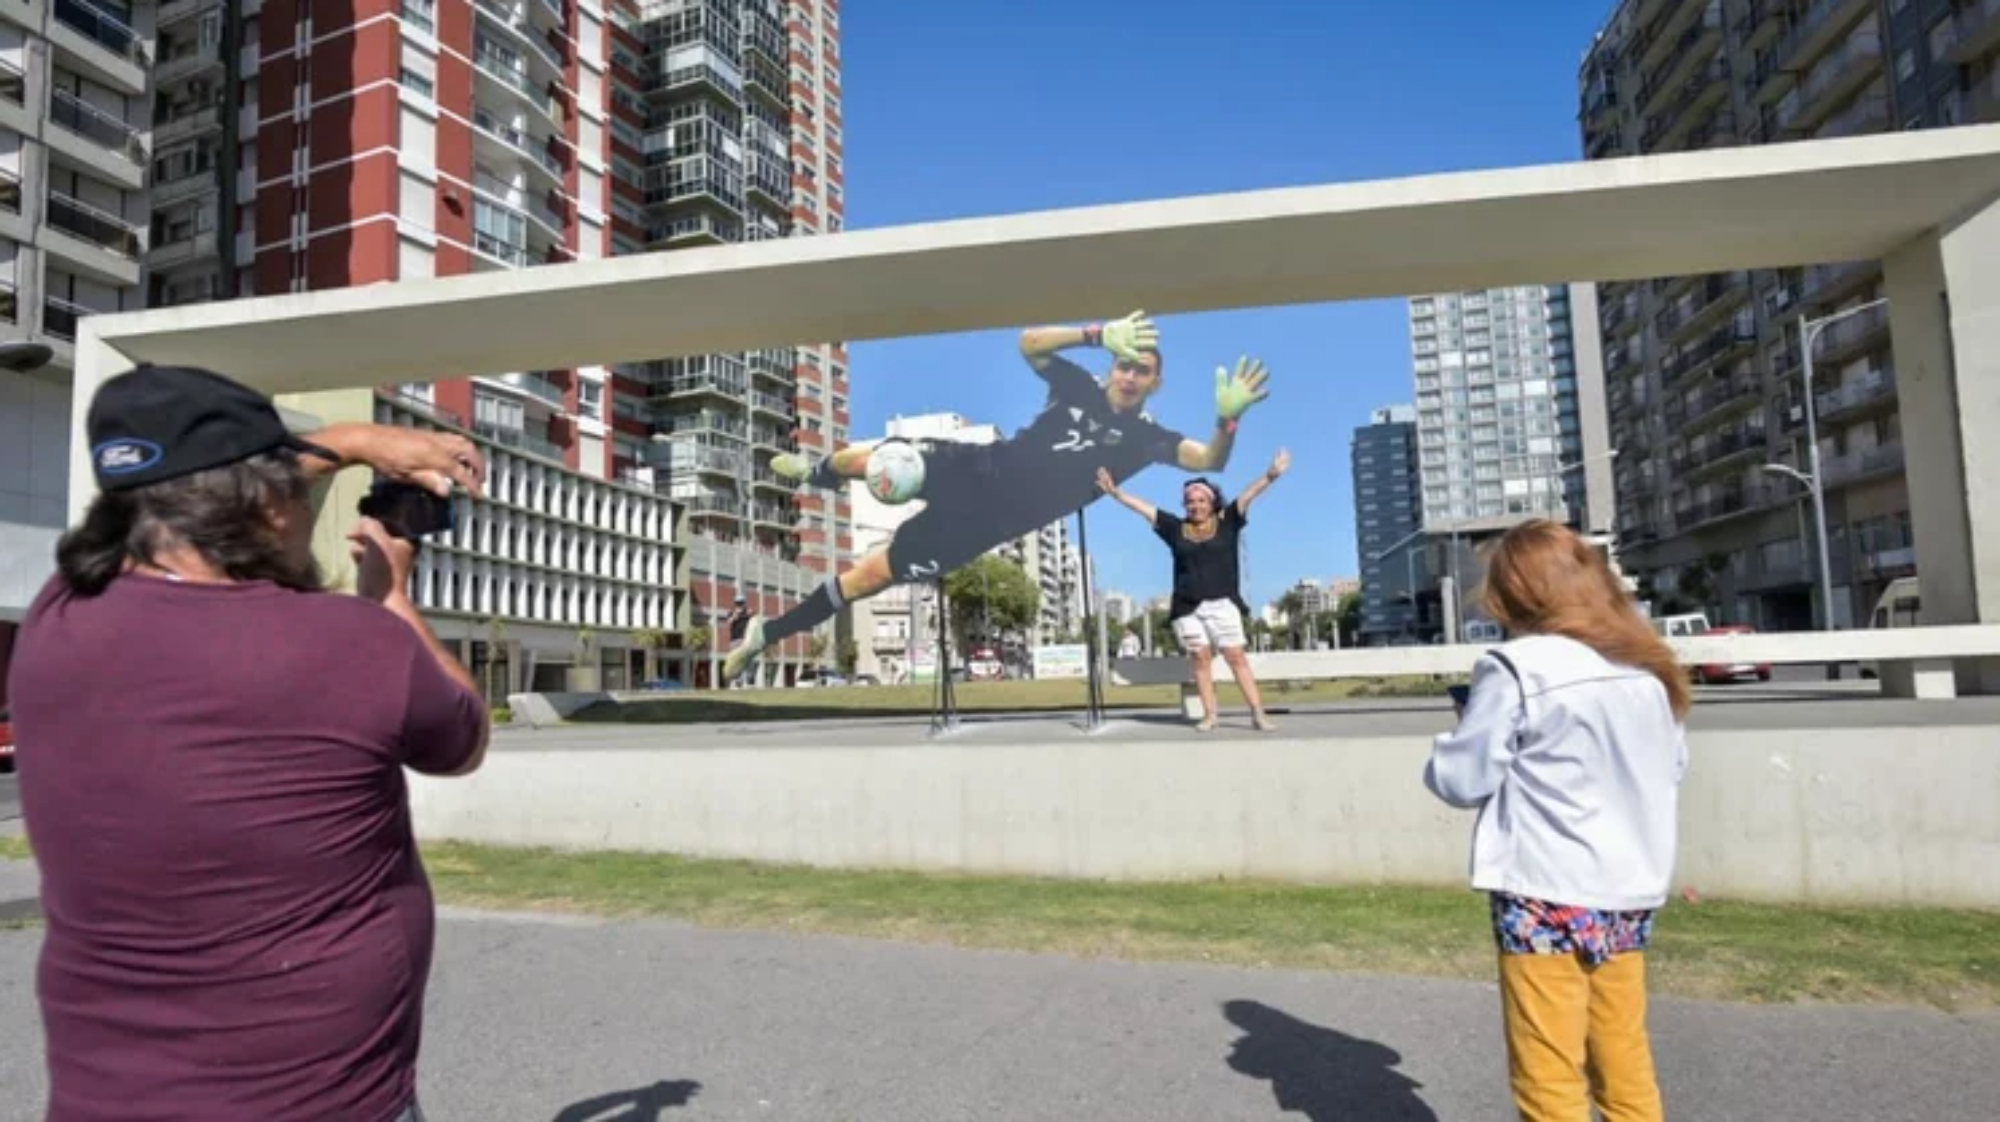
left=407, top=723, right=2000, bottom=910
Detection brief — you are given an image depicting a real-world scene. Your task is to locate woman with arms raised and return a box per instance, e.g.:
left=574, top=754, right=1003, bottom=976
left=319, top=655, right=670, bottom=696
left=1094, top=448, right=1288, bottom=732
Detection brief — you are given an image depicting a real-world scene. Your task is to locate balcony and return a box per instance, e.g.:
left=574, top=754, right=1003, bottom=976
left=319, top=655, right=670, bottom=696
left=474, top=0, right=566, bottom=80
left=48, top=88, right=145, bottom=165
left=1670, top=482, right=1778, bottom=533
left=154, top=103, right=222, bottom=147
left=644, top=155, right=744, bottom=212
left=52, top=0, right=148, bottom=78
left=1821, top=442, right=1905, bottom=487
left=1665, top=370, right=1762, bottom=433
left=745, top=151, right=790, bottom=208
left=1814, top=90, right=1889, bottom=142
left=473, top=228, right=529, bottom=267
left=1660, top=317, right=1757, bottom=385
left=1812, top=302, right=1891, bottom=367
left=146, top=229, right=218, bottom=270
left=42, top=294, right=91, bottom=341
left=47, top=192, right=140, bottom=257
left=1672, top=423, right=1769, bottom=477
left=1735, top=0, right=1782, bottom=52
left=1635, top=0, right=1719, bottom=77
left=751, top=390, right=794, bottom=420
left=154, top=35, right=222, bottom=86
left=474, top=419, right=564, bottom=463
left=1653, top=271, right=1749, bottom=342
left=471, top=104, right=566, bottom=184
left=651, top=211, right=742, bottom=247
left=1640, top=59, right=1731, bottom=150
left=1799, top=258, right=1878, bottom=310
left=1942, top=0, right=2000, bottom=66
left=653, top=44, right=744, bottom=100
left=745, top=348, right=795, bottom=381
left=0, top=56, right=22, bottom=109
left=472, top=39, right=563, bottom=126
left=0, top=167, right=18, bottom=216
left=1774, top=25, right=1883, bottom=136
left=1813, top=366, right=1896, bottom=424
left=152, top=169, right=217, bottom=206
left=1637, top=1, right=1725, bottom=121
left=1770, top=0, right=1875, bottom=77
left=652, top=372, right=748, bottom=400
left=490, top=370, right=567, bottom=408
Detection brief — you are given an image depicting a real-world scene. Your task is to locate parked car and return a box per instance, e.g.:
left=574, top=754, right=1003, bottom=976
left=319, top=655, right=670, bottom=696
left=1691, top=624, right=1772, bottom=684
left=0, top=706, right=13, bottom=774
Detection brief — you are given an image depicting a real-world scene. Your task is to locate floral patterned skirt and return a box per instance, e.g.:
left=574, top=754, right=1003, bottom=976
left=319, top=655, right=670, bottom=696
left=1489, top=892, right=1655, bottom=966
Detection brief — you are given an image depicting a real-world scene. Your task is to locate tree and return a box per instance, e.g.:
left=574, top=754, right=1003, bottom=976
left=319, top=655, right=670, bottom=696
left=631, top=626, right=669, bottom=683
left=836, top=638, right=859, bottom=677
left=943, top=554, right=1039, bottom=649
left=484, top=617, right=508, bottom=702
left=1336, top=590, right=1363, bottom=647
left=1149, top=612, right=1178, bottom=654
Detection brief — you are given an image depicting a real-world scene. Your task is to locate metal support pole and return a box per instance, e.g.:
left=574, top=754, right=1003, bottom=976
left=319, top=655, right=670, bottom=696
left=1076, top=509, right=1105, bottom=729
left=931, top=579, right=958, bottom=734
left=1799, top=312, right=1838, bottom=632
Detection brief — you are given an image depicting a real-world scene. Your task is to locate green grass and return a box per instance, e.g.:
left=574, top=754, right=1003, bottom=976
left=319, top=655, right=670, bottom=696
left=413, top=841, right=2000, bottom=1011
left=0, top=835, right=27, bottom=862
left=587, top=675, right=1453, bottom=723
left=10, top=831, right=1994, bottom=1010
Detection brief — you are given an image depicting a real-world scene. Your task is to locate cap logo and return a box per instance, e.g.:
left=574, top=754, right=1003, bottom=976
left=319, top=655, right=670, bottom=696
left=93, top=438, right=163, bottom=475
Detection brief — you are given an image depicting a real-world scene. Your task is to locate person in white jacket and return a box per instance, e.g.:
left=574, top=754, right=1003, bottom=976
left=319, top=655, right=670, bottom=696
left=1424, top=519, right=1690, bottom=1122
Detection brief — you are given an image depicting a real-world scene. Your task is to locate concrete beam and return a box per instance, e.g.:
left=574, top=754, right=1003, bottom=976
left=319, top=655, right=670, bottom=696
left=1113, top=624, right=2000, bottom=686
left=68, top=127, right=2000, bottom=394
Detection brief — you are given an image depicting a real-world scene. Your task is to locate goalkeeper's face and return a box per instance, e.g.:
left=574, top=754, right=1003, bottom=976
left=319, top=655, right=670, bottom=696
left=1104, top=350, right=1161, bottom=412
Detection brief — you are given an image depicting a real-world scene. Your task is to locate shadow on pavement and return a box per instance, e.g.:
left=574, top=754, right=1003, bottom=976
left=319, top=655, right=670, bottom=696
left=551, top=1079, right=701, bottom=1121
left=1223, top=1000, right=1437, bottom=1121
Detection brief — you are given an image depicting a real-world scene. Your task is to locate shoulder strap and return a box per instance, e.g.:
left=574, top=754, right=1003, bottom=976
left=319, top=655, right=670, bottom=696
left=1485, top=647, right=1528, bottom=736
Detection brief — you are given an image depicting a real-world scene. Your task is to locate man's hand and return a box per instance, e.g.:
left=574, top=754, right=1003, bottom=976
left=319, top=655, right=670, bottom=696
left=348, top=517, right=418, bottom=605
left=1099, top=310, right=1158, bottom=361
left=308, top=423, right=487, bottom=498
left=1267, top=447, right=1291, bottom=479
left=1214, top=357, right=1270, bottom=420
left=365, top=426, right=487, bottom=498
left=1094, top=467, right=1119, bottom=495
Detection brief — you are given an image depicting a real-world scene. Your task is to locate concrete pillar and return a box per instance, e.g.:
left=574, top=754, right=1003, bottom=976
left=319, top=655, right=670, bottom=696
left=1882, top=199, right=2000, bottom=693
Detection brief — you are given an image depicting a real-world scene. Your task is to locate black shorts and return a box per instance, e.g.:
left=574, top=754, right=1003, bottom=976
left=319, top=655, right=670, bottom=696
left=882, top=440, right=1035, bottom=585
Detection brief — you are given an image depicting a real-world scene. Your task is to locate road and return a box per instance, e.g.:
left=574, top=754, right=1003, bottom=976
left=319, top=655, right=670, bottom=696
left=0, top=774, right=16, bottom=831
left=2, top=906, right=1996, bottom=1121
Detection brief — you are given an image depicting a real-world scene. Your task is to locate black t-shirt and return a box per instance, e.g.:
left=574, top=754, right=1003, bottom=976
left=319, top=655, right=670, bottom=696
left=1153, top=502, right=1248, bottom=620
left=947, top=357, right=1185, bottom=523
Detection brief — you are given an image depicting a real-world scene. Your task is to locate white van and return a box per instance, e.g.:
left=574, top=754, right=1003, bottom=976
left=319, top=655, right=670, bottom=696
left=1650, top=612, right=1712, bottom=639
left=1868, top=577, right=1921, bottom=630
left=1860, top=577, right=1920, bottom=679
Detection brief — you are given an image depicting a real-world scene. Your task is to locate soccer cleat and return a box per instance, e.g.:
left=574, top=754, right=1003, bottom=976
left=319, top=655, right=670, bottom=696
left=770, top=453, right=814, bottom=481
left=721, top=616, right=766, bottom=683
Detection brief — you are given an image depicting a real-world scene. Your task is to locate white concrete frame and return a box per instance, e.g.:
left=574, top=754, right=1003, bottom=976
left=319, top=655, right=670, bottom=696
left=68, top=126, right=2000, bottom=690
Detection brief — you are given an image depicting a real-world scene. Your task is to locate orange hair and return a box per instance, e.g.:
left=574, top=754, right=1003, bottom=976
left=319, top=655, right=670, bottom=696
left=1478, top=519, right=1692, bottom=720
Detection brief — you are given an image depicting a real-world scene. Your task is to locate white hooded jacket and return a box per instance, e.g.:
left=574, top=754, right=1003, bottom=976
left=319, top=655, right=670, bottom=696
left=1424, top=633, right=1689, bottom=912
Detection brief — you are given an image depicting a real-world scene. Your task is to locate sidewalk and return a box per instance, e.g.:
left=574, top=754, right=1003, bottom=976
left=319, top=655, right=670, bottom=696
left=4, top=901, right=1997, bottom=1120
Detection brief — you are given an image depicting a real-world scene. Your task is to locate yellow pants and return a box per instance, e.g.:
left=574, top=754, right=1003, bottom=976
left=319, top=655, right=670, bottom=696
left=1499, top=950, right=1665, bottom=1122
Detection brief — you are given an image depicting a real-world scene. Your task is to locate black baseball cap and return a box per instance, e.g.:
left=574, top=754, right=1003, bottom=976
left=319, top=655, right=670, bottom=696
left=86, top=363, right=337, bottom=492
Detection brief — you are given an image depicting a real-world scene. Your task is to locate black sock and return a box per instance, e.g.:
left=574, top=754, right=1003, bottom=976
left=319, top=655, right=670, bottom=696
left=763, top=580, right=843, bottom=646
left=809, top=456, right=842, bottom=490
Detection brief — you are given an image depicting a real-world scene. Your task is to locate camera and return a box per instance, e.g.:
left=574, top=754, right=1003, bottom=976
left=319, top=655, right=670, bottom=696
left=358, top=479, right=457, bottom=542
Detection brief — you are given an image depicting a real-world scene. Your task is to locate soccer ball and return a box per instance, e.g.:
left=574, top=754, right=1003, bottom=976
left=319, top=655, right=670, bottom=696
left=865, top=442, right=926, bottom=505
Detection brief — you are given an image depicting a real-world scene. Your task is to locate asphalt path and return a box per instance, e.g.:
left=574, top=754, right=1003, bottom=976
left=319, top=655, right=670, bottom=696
left=0, top=774, right=16, bottom=830
left=2, top=906, right=1996, bottom=1121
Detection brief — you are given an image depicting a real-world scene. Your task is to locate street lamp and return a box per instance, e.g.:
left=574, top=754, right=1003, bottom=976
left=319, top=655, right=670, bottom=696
left=1766, top=296, right=1888, bottom=631
left=1368, top=526, right=1428, bottom=639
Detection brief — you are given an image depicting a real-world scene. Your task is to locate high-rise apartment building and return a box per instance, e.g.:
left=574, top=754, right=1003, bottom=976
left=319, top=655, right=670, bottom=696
left=2, top=0, right=852, bottom=699
left=1350, top=404, right=1423, bottom=643
left=1, top=0, right=157, bottom=705
left=1407, top=284, right=1602, bottom=531
left=1577, top=0, right=1978, bottom=630
left=604, top=0, right=851, bottom=681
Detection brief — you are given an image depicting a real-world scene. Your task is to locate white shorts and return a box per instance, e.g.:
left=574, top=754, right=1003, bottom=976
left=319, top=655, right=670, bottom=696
left=1173, top=599, right=1247, bottom=652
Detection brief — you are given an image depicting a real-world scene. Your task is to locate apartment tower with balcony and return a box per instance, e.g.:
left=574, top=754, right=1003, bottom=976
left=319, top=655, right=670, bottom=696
left=125, top=0, right=687, bottom=697
left=0, top=0, right=155, bottom=704
left=596, top=0, right=848, bottom=683
left=1576, top=0, right=1987, bottom=629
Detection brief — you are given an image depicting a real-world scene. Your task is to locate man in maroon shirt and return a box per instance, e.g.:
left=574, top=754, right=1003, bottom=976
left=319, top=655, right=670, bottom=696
left=8, top=364, right=493, bottom=1121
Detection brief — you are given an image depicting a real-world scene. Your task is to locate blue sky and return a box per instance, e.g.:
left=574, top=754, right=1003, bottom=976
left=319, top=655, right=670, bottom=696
left=839, top=0, right=1616, bottom=611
